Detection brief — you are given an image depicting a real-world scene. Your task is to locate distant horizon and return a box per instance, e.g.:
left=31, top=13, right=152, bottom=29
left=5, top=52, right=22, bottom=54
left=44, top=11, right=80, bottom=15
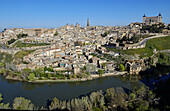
left=1, top=0, right=170, bottom=32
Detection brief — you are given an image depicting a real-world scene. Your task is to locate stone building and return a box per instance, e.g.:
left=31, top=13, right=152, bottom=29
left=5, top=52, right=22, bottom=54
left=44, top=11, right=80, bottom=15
left=126, top=60, right=144, bottom=74
left=74, top=67, right=80, bottom=74
left=143, top=13, right=162, bottom=25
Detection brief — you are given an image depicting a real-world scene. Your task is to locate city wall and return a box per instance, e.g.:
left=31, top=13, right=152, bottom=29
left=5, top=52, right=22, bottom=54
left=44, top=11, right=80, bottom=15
left=117, top=43, right=146, bottom=50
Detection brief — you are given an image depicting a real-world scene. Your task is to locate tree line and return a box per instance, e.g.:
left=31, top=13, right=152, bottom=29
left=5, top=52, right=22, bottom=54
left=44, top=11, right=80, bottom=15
left=0, top=85, right=160, bottom=110
left=141, top=23, right=165, bottom=33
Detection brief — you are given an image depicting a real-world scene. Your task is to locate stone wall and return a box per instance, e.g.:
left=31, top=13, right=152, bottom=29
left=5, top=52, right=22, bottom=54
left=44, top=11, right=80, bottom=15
left=13, top=45, right=51, bottom=50
left=117, top=43, right=146, bottom=50
left=0, top=45, right=51, bottom=55
left=0, top=48, right=20, bottom=55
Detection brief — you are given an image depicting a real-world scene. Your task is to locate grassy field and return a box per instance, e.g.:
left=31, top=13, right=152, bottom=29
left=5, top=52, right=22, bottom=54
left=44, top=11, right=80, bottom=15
left=13, top=41, right=50, bottom=47
left=15, top=50, right=35, bottom=59
left=106, top=36, right=170, bottom=57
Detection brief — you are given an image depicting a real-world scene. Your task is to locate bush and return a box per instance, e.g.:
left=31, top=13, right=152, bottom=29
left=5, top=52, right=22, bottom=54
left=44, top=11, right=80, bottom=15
left=8, top=39, right=16, bottom=45
left=54, top=31, right=58, bottom=36
left=97, top=69, right=104, bottom=76
left=17, top=33, right=28, bottom=39
left=47, top=73, right=52, bottom=79
left=13, top=97, right=34, bottom=110
left=68, top=74, right=72, bottom=79
left=73, top=74, right=77, bottom=78
left=28, top=73, right=35, bottom=81
left=119, top=64, right=125, bottom=71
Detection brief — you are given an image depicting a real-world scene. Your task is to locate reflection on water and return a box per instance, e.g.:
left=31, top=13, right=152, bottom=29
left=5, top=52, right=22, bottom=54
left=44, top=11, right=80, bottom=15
left=0, top=74, right=141, bottom=107
left=0, top=65, right=169, bottom=107
left=139, top=65, right=170, bottom=89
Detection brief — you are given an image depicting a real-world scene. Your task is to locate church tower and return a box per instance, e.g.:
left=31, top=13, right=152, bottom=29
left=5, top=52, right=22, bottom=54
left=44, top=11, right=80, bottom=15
left=87, top=18, right=90, bottom=27
left=143, top=14, right=146, bottom=23
left=158, top=13, right=162, bottom=23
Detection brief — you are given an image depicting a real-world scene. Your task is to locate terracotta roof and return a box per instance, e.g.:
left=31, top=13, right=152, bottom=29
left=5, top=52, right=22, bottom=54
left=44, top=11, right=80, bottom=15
left=146, top=16, right=157, bottom=18
left=45, top=48, right=60, bottom=51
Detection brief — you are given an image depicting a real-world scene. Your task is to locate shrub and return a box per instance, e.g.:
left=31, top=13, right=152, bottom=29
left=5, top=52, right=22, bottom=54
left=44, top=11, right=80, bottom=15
left=97, top=69, right=104, bottom=76
left=119, top=64, right=125, bottom=71
left=28, top=73, right=35, bottom=81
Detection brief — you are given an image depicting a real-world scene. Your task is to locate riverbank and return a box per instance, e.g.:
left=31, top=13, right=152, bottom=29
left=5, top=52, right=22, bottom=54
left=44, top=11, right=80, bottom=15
left=0, top=73, right=141, bottom=108
left=31, top=71, right=127, bottom=83
left=3, top=71, right=127, bottom=83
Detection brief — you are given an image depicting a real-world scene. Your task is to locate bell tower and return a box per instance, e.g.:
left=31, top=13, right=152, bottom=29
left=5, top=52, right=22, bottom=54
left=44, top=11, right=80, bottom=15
left=158, top=13, right=162, bottom=23
left=143, top=14, right=146, bottom=23
left=87, top=18, right=90, bottom=27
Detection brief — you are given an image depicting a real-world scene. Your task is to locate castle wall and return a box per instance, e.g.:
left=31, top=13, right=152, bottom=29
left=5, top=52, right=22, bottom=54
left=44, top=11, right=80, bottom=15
left=143, top=14, right=162, bottom=24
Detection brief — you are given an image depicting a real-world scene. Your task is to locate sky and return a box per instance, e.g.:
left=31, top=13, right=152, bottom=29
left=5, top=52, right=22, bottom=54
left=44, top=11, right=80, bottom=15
left=0, top=0, right=170, bottom=31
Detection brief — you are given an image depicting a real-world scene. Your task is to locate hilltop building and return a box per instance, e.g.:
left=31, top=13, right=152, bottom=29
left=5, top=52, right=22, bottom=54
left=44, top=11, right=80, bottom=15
left=143, top=13, right=162, bottom=25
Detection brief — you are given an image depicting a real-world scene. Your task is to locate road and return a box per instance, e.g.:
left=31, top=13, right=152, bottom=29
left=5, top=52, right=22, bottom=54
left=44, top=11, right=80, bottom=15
left=137, top=35, right=167, bottom=46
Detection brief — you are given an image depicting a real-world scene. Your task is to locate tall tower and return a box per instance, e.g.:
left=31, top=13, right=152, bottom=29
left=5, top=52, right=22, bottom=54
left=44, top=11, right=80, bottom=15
left=87, top=18, right=90, bottom=27
left=158, top=13, right=162, bottom=23
left=143, top=14, right=146, bottom=23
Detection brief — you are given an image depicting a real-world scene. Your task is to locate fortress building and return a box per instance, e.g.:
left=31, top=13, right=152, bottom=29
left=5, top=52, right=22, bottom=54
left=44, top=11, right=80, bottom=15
left=143, top=13, right=162, bottom=25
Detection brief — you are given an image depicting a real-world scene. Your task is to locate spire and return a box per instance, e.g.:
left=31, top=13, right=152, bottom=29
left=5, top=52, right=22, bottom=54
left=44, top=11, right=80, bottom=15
left=143, top=14, right=146, bottom=17
left=158, top=13, right=161, bottom=16
left=87, top=18, right=90, bottom=27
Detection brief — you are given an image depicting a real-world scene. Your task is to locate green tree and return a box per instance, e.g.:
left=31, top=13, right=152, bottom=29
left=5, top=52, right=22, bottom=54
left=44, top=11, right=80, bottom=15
left=49, top=97, right=60, bottom=110
left=4, top=54, right=12, bottom=63
left=90, top=90, right=105, bottom=109
left=101, top=32, right=108, bottom=37
left=47, top=73, right=52, bottom=79
left=34, top=67, right=44, bottom=77
left=114, top=87, right=128, bottom=110
left=28, top=73, right=35, bottom=81
left=105, top=87, right=115, bottom=107
left=49, top=65, right=54, bottom=72
left=0, top=93, right=10, bottom=109
left=82, top=66, right=86, bottom=71
left=97, top=69, right=104, bottom=76
left=40, top=72, right=46, bottom=77
left=86, top=72, right=90, bottom=76
left=54, top=31, right=58, bottom=36
left=73, top=74, right=77, bottom=78
left=119, top=64, right=125, bottom=71
left=21, top=68, right=33, bottom=80
left=148, top=57, right=153, bottom=65
left=13, top=97, right=34, bottom=110
left=7, top=38, right=16, bottom=45
left=131, top=35, right=139, bottom=43
left=0, top=67, right=6, bottom=74
left=44, top=66, right=54, bottom=72
left=70, top=98, right=84, bottom=111
left=68, top=74, right=72, bottom=79
left=128, top=85, right=158, bottom=111
left=44, top=66, right=48, bottom=72
left=17, top=33, right=28, bottom=39
left=102, top=63, right=107, bottom=69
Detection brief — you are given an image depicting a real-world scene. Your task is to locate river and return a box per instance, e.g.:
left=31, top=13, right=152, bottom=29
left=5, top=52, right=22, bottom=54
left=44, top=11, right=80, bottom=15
left=0, top=75, right=141, bottom=107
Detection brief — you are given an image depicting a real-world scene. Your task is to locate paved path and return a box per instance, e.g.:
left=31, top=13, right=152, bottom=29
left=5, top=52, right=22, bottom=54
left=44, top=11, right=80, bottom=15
left=158, top=49, right=170, bottom=53
left=9, top=36, right=37, bottom=47
left=137, top=35, right=167, bottom=46
left=91, top=71, right=126, bottom=78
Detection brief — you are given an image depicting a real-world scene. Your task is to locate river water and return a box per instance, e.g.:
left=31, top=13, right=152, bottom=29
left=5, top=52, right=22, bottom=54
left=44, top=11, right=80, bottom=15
left=0, top=75, right=141, bottom=107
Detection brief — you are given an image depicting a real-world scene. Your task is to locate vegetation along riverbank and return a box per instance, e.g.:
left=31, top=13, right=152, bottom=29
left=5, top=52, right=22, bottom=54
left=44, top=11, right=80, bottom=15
left=0, top=84, right=161, bottom=110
